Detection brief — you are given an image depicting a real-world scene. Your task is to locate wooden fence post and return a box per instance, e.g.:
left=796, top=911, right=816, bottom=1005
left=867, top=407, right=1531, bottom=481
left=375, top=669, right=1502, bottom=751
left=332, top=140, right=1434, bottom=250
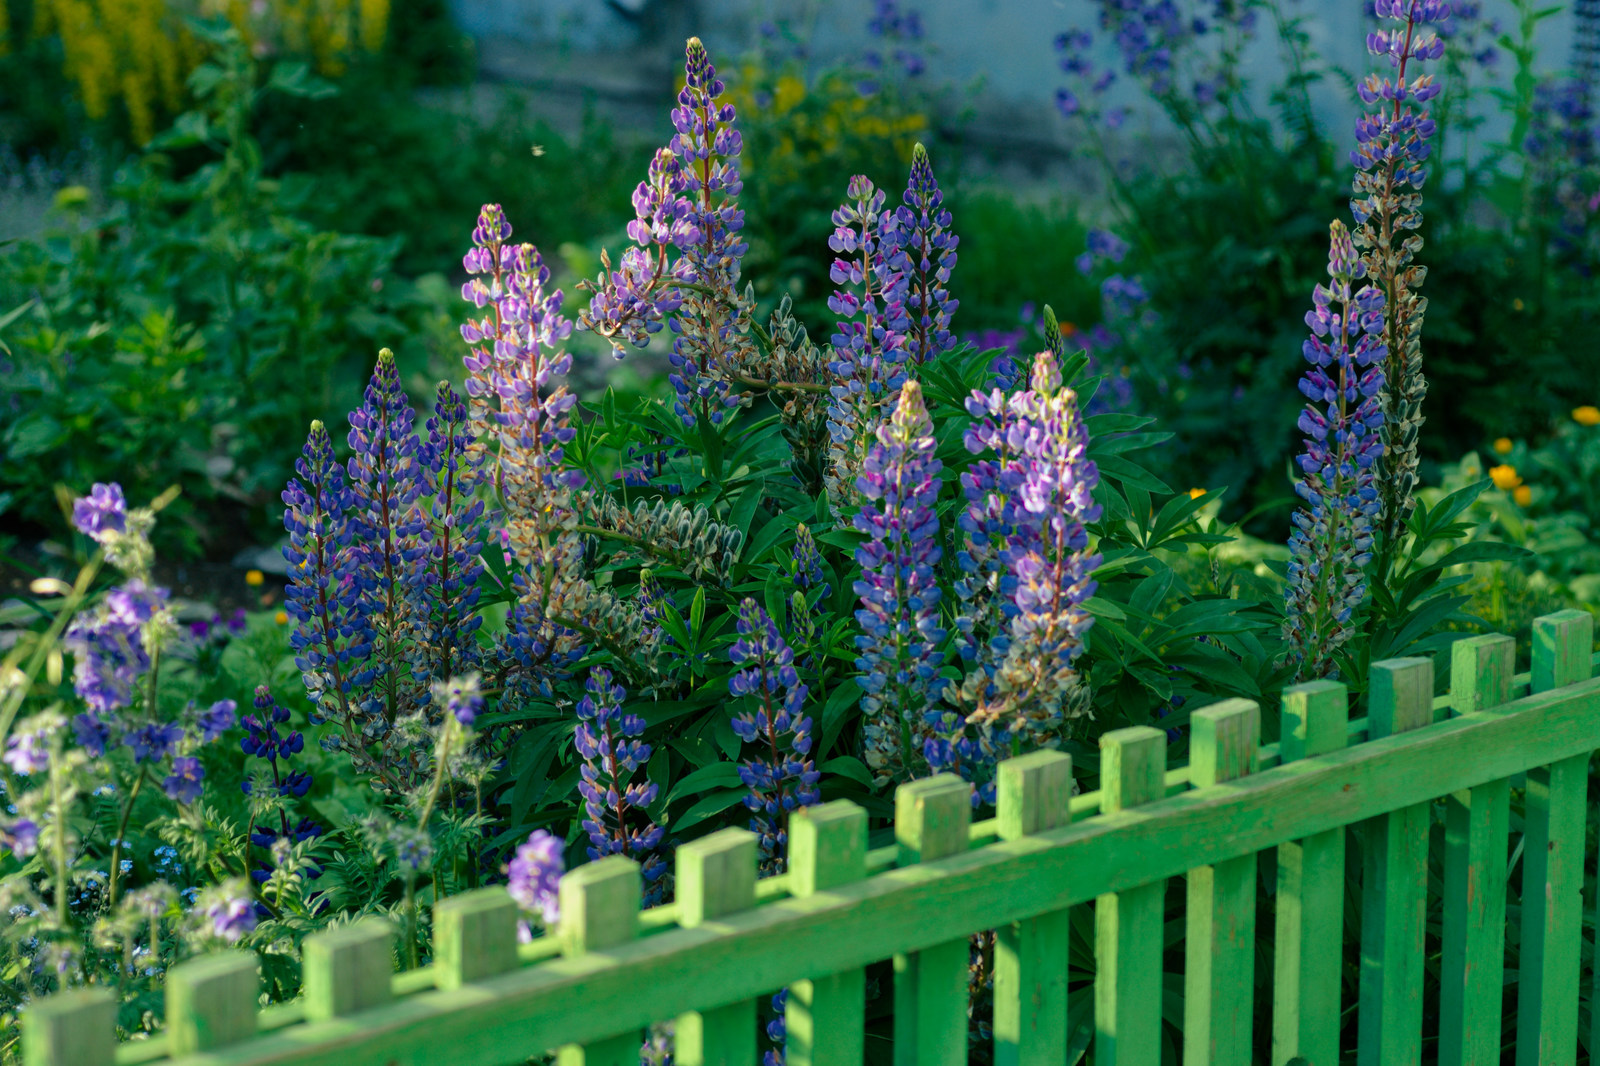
left=166, top=951, right=259, bottom=1055
left=1357, top=657, right=1433, bottom=1066
left=557, top=856, right=643, bottom=1066
left=786, top=799, right=868, bottom=1066
left=304, top=918, right=396, bottom=1021
left=434, top=887, right=520, bottom=990
left=1273, top=679, right=1348, bottom=1066
left=675, top=828, right=760, bottom=1066
left=1095, top=726, right=1167, bottom=1066
left=1185, top=698, right=1260, bottom=1066
left=1441, top=634, right=1514, bottom=1066
left=1519, top=611, right=1592, bottom=1066
left=893, top=774, right=972, bottom=1066
left=993, top=750, right=1073, bottom=1066
left=22, top=988, right=115, bottom=1066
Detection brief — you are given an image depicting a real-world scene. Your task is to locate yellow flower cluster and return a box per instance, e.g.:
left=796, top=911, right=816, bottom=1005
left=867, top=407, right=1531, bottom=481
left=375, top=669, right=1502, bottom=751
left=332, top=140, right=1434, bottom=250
left=16, top=0, right=388, bottom=142
left=723, top=61, right=926, bottom=187
left=1574, top=405, right=1600, bottom=427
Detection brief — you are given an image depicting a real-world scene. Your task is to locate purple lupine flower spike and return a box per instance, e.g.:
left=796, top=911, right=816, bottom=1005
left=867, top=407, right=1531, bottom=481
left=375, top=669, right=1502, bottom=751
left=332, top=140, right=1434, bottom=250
left=940, top=351, right=1102, bottom=801
left=1352, top=0, right=1447, bottom=540
left=728, top=599, right=821, bottom=871
left=666, top=37, right=754, bottom=428
left=459, top=205, right=594, bottom=692
left=852, top=380, right=944, bottom=783
left=882, top=143, right=958, bottom=366
left=413, top=380, right=488, bottom=686
left=1283, top=221, right=1387, bottom=680
left=574, top=667, right=667, bottom=900
left=824, top=175, right=906, bottom=510
left=346, top=348, right=427, bottom=726
left=283, top=419, right=372, bottom=751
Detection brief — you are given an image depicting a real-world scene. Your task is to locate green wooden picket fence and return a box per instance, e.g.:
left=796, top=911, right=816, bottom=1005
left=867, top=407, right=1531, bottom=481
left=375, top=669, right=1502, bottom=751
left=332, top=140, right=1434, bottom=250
left=24, top=610, right=1600, bottom=1066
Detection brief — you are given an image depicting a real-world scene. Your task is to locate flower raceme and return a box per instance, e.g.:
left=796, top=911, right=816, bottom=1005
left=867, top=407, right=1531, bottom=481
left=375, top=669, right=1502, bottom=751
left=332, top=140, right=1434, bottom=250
left=938, top=352, right=1102, bottom=800
left=283, top=350, right=492, bottom=789
left=853, top=380, right=945, bottom=783
left=727, top=600, right=821, bottom=870
left=578, top=38, right=752, bottom=428
left=1352, top=0, right=1447, bottom=542
left=1283, top=221, right=1387, bottom=681
left=573, top=667, right=668, bottom=899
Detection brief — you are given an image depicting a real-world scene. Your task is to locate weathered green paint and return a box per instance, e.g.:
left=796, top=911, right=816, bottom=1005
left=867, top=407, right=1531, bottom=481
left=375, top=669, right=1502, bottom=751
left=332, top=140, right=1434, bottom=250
left=786, top=801, right=867, bottom=1066
left=993, top=751, right=1072, bottom=1066
left=1357, top=657, right=1433, bottom=1066
left=304, top=920, right=395, bottom=1022
left=23, top=988, right=115, bottom=1066
left=558, top=857, right=643, bottom=1065
left=433, top=888, right=519, bottom=990
left=1273, top=680, right=1347, bottom=1066
left=1519, top=612, right=1592, bottom=1066
left=28, top=619, right=1600, bottom=1066
left=1184, top=699, right=1259, bottom=1066
left=1440, top=635, right=1515, bottom=1066
left=675, top=829, right=759, bottom=1066
left=1095, top=727, right=1166, bottom=1066
left=893, top=775, right=972, bottom=1066
left=166, top=952, right=259, bottom=1054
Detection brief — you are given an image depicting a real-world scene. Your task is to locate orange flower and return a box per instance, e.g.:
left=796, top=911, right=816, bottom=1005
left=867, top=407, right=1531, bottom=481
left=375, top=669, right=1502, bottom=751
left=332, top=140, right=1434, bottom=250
left=1491, top=437, right=1513, bottom=455
left=1188, top=487, right=1205, bottom=500
left=1573, top=406, right=1600, bottom=427
left=1513, top=485, right=1532, bottom=507
left=1489, top=464, right=1521, bottom=491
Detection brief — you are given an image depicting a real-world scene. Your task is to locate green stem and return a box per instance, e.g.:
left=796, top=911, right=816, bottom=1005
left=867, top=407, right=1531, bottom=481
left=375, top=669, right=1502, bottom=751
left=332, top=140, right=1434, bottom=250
left=51, top=758, right=68, bottom=927
left=106, top=766, right=149, bottom=910
left=404, top=874, right=420, bottom=970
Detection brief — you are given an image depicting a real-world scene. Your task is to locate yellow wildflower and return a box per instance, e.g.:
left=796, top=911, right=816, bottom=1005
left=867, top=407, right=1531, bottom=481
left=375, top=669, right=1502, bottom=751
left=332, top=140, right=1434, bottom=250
left=1489, top=464, right=1521, bottom=491
left=1513, top=485, right=1532, bottom=507
left=245, top=569, right=265, bottom=587
left=1573, top=406, right=1600, bottom=427
left=1188, top=488, right=1205, bottom=500
left=274, top=610, right=289, bottom=626
left=1491, top=437, right=1513, bottom=455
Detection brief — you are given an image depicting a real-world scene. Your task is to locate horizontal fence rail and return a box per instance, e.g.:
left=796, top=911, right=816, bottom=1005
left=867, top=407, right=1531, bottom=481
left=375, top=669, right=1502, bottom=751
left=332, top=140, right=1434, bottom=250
left=23, top=610, right=1600, bottom=1066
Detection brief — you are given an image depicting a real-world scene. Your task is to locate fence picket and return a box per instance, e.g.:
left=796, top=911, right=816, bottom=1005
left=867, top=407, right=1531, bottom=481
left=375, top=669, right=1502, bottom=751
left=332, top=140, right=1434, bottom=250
left=891, top=774, right=973, bottom=1066
left=1272, top=679, right=1348, bottom=1066
left=993, top=750, right=1073, bottom=1066
left=1095, top=726, right=1167, bottom=1066
left=21, top=987, right=115, bottom=1066
left=675, top=828, right=760, bottom=1066
left=785, top=799, right=868, bottom=1066
left=1518, top=611, right=1593, bottom=1066
left=557, top=856, right=644, bottom=1066
left=434, top=887, right=520, bottom=989
left=1184, top=698, right=1260, bottom=1066
left=1440, top=633, right=1515, bottom=1066
left=1357, top=657, right=1433, bottom=1066
left=166, top=951, right=259, bottom=1054
left=303, top=917, right=395, bottom=1020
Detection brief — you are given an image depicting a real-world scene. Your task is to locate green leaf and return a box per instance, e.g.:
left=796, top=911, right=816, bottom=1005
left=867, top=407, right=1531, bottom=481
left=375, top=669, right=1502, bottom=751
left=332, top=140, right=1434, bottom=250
left=1431, top=541, right=1534, bottom=570
left=665, top=762, right=743, bottom=807
left=672, top=788, right=749, bottom=831
left=820, top=755, right=874, bottom=789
